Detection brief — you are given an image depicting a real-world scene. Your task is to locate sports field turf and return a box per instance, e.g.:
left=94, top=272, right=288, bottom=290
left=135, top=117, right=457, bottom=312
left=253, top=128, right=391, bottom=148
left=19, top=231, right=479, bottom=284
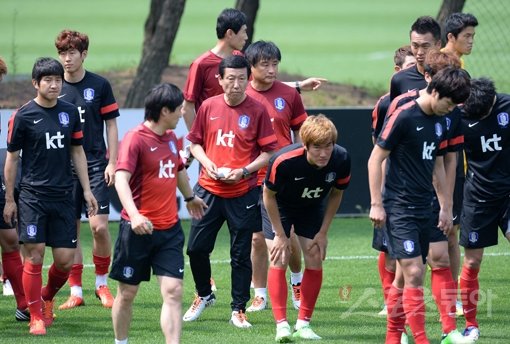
left=2, top=0, right=509, bottom=93
left=1, top=218, right=509, bottom=343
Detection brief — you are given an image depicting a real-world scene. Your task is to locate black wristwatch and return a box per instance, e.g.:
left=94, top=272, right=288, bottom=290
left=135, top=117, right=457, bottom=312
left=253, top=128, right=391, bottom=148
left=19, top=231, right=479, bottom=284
left=184, top=194, right=195, bottom=202
left=242, top=167, right=251, bottom=179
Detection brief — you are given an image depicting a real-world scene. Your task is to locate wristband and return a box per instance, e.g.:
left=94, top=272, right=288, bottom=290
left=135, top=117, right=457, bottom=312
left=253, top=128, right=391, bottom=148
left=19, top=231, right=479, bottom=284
left=184, top=194, right=195, bottom=202
left=295, top=81, right=301, bottom=94
left=242, top=167, right=251, bottom=179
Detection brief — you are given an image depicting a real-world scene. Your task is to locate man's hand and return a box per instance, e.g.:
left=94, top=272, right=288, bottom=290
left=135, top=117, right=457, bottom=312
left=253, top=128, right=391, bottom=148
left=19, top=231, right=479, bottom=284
left=129, top=213, right=153, bottom=235
left=369, top=204, right=386, bottom=229
left=309, top=232, right=328, bottom=261
left=185, top=196, right=208, bottom=220
left=299, top=77, right=328, bottom=91
left=104, top=162, right=116, bottom=187
left=437, top=207, right=454, bottom=236
left=3, top=199, right=17, bottom=228
left=270, top=234, right=291, bottom=265
left=84, top=190, right=98, bottom=217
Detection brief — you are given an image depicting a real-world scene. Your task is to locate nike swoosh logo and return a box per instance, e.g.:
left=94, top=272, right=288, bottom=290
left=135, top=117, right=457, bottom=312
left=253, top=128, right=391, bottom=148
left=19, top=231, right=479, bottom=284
left=294, top=177, right=305, bottom=181
left=210, top=116, right=220, bottom=120
left=28, top=300, right=39, bottom=306
left=416, top=126, right=424, bottom=131
left=468, top=122, right=479, bottom=128
left=34, top=119, right=43, bottom=124
left=100, top=205, right=108, bottom=210
left=246, top=204, right=256, bottom=209
left=72, top=239, right=77, bottom=243
left=58, top=94, right=66, bottom=98
left=150, top=147, right=158, bottom=151
left=179, top=268, right=184, bottom=273
left=452, top=215, right=458, bottom=221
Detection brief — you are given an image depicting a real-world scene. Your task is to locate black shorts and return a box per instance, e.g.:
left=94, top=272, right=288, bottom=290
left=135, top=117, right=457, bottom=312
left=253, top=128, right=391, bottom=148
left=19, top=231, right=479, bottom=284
left=428, top=207, right=448, bottom=243
left=253, top=187, right=263, bottom=234
left=452, top=175, right=465, bottom=225
left=385, top=208, right=431, bottom=264
left=262, top=203, right=324, bottom=240
left=74, top=169, right=110, bottom=218
left=0, top=187, right=13, bottom=230
left=18, top=195, right=77, bottom=248
left=460, top=197, right=510, bottom=249
left=372, top=225, right=389, bottom=253
left=109, top=218, right=185, bottom=285
left=187, top=185, right=261, bottom=253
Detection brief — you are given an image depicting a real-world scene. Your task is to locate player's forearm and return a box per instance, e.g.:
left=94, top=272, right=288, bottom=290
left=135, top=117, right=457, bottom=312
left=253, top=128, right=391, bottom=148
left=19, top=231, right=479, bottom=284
left=182, top=100, right=196, bottom=131
left=444, top=151, right=458, bottom=199
left=368, top=155, right=384, bottom=206
left=3, top=152, right=19, bottom=201
left=433, top=157, right=453, bottom=211
left=189, top=143, right=212, bottom=167
left=115, top=170, right=139, bottom=219
left=245, top=151, right=274, bottom=173
left=177, top=169, right=195, bottom=199
left=105, top=119, right=119, bottom=165
left=318, top=189, right=344, bottom=235
left=71, top=145, right=93, bottom=193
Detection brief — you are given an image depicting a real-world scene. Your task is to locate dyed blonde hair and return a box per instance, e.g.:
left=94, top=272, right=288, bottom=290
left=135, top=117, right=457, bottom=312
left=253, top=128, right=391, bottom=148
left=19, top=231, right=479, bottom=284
left=299, top=114, right=338, bottom=147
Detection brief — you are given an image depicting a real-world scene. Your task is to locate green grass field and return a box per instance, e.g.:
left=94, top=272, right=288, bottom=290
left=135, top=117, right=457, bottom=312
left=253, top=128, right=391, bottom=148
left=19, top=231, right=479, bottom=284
left=1, top=0, right=509, bottom=93
left=1, top=218, right=509, bottom=343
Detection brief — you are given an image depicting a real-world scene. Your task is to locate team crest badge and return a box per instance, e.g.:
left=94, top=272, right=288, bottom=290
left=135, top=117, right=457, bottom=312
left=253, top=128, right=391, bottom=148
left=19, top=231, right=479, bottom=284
left=325, top=172, right=336, bottom=183
left=58, top=112, right=70, bottom=127
left=123, top=266, right=134, bottom=279
left=468, top=231, right=479, bottom=243
left=403, top=240, right=415, bottom=253
left=27, top=224, right=37, bottom=238
left=169, top=141, right=177, bottom=155
left=238, top=115, right=250, bottom=129
left=445, top=117, right=451, bottom=131
left=497, top=112, right=509, bottom=128
left=435, top=122, right=443, bottom=137
left=83, top=88, right=95, bottom=102
left=274, top=97, right=285, bottom=111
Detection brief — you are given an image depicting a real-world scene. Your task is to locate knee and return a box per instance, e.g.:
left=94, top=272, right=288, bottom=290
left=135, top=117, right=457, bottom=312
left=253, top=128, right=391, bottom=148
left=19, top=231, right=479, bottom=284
left=463, top=256, right=482, bottom=270
left=118, top=286, right=137, bottom=303
left=428, top=251, right=450, bottom=269
left=251, top=233, right=266, bottom=252
left=91, top=222, right=109, bottom=237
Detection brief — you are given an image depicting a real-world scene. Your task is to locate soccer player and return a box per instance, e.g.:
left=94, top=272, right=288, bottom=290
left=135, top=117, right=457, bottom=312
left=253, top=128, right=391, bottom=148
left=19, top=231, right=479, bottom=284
left=182, top=55, right=277, bottom=328
left=389, top=16, right=442, bottom=101
left=264, top=114, right=351, bottom=341
left=368, top=67, right=471, bottom=344
left=458, top=77, right=510, bottom=341
left=55, top=29, right=119, bottom=309
left=243, top=40, right=308, bottom=313
left=3, top=57, right=98, bottom=335
left=182, top=8, right=325, bottom=130
left=0, top=56, right=29, bottom=321
left=110, top=83, right=207, bottom=344
left=442, top=13, right=478, bottom=69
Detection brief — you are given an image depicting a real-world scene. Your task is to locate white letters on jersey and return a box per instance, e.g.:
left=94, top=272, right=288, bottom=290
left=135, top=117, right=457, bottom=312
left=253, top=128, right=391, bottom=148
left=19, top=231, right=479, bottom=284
left=77, top=106, right=85, bottom=123
left=159, top=160, right=175, bottom=178
left=301, top=187, right=324, bottom=199
left=216, top=129, right=235, bottom=147
left=45, top=132, right=65, bottom=149
left=480, top=134, right=502, bottom=152
left=422, top=141, right=436, bottom=160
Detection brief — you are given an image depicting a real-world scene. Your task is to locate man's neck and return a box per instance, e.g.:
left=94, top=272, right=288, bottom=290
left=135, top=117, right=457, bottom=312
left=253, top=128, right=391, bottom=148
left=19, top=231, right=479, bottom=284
left=250, top=79, right=273, bottom=92
left=211, top=40, right=235, bottom=59
left=443, top=43, right=463, bottom=59
left=65, top=68, right=86, bottom=83
left=34, top=96, right=57, bottom=108
left=144, top=120, right=166, bottom=136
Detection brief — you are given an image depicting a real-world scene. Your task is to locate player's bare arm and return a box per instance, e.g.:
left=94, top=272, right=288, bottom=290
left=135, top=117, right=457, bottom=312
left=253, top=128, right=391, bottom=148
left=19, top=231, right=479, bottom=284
left=182, top=100, right=196, bottom=131
left=71, top=145, right=98, bottom=217
left=177, top=169, right=207, bottom=219
left=114, top=170, right=153, bottom=235
left=104, top=118, right=119, bottom=187
left=222, top=151, right=275, bottom=184
left=3, top=150, right=20, bottom=226
left=283, top=77, right=328, bottom=92
left=263, top=186, right=290, bottom=266
left=367, top=145, right=390, bottom=228
left=432, top=156, right=453, bottom=235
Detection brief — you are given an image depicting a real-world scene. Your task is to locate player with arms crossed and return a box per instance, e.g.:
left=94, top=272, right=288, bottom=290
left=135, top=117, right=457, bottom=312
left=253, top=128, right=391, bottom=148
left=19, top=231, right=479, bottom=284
left=264, top=114, right=351, bottom=342
left=4, top=57, right=98, bottom=335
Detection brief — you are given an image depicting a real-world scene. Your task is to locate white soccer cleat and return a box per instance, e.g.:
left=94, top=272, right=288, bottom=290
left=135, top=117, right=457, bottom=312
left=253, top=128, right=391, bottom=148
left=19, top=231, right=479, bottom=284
left=462, top=326, right=480, bottom=341
left=182, top=293, right=216, bottom=322
left=3, top=279, right=14, bottom=296
left=378, top=304, right=388, bottom=316
left=292, top=325, right=321, bottom=340
left=291, top=282, right=301, bottom=310
left=230, top=310, right=252, bottom=328
left=275, top=323, right=293, bottom=343
left=246, top=296, right=267, bottom=312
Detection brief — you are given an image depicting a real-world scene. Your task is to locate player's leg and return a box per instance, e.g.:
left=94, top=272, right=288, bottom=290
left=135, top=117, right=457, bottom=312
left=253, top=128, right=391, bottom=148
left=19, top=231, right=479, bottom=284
left=247, top=231, right=268, bottom=312
left=90, top=213, right=114, bottom=307
left=184, top=187, right=223, bottom=322
left=225, top=188, right=259, bottom=328
left=288, top=228, right=303, bottom=310
left=372, top=224, right=395, bottom=315
left=112, top=282, right=139, bottom=344
left=154, top=223, right=185, bottom=343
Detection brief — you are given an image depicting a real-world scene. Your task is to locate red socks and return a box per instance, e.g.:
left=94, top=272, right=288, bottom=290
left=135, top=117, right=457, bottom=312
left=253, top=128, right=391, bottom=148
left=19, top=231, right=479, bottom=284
left=68, top=264, right=83, bottom=287
left=460, top=266, right=479, bottom=328
left=23, top=262, right=43, bottom=320
left=267, top=267, right=288, bottom=323
left=93, top=254, right=111, bottom=275
left=378, top=252, right=396, bottom=303
left=2, top=251, right=27, bottom=310
left=41, top=264, right=70, bottom=301
left=297, top=268, right=322, bottom=322
left=386, top=285, right=405, bottom=344
left=431, top=267, right=457, bottom=333
left=403, top=287, right=429, bottom=344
